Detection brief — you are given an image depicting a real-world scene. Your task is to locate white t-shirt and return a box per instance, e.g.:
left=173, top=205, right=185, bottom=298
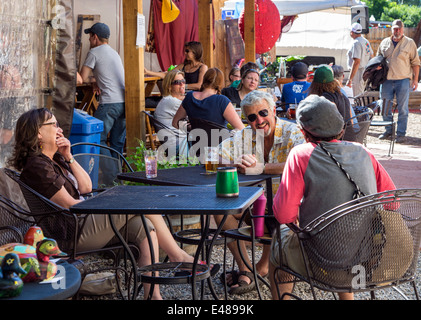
left=347, top=36, right=373, bottom=70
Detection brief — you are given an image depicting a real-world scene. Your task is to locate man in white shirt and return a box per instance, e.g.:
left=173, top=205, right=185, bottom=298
left=346, top=22, right=373, bottom=97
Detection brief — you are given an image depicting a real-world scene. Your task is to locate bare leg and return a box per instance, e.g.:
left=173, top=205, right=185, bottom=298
left=137, top=230, right=162, bottom=300
left=269, top=261, right=294, bottom=300
left=145, top=214, right=194, bottom=263
left=214, top=214, right=266, bottom=287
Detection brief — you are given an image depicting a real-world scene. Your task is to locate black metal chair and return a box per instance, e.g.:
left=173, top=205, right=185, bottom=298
left=3, top=167, right=141, bottom=299
left=142, top=110, right=188, bottom=158
left=342, top=109, right=374, bottom=146
left=223, top=210, right=274, bottom=300
left=0, top=194, right=35, bottom=245
left=70, top=142, right=134, bottom=191
left=273, top=188, right=421, bottom=300
left=365, top=99, right=397, bottom=156
left=189, top=117, right=231, bottom=148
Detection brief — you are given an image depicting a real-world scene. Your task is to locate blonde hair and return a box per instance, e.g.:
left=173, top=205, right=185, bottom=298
left=162, top=70, right=185, bottom=96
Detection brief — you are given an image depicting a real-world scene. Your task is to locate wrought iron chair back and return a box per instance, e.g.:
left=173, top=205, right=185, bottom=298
left=274, top=188, right=421, bottom=300
left=342, top=109, right=374, bottom=145
left=189, top=117, right=231, bottom=148
left=71, top=142, right=134, bottom=191
left=0, top=194, right=35, bottom=245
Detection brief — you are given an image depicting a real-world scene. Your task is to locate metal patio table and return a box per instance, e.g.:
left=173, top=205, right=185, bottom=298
left=70, top=185, right=263, bottom=300
left=117, top=165, right=278, bottom=215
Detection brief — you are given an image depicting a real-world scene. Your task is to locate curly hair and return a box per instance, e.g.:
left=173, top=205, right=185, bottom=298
left=7, top=108, right=53, bottom=171
left=200, top=68, right=225, bottom=94
left=307, top=80, right=341, bottom=96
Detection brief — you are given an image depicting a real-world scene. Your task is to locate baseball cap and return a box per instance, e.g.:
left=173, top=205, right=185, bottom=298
left=313, top=65, right=334, bottom=84
left=350, top=22, right=362, bottom=34
left=291, top=62, right=308, bottom=80
left=84, top=22, right=110, bottom=39
left=392, top=19, right=404, bottom=29
left=296, top=95, right=344, bottom=138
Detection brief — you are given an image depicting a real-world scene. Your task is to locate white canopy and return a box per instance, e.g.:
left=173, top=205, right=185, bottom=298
left=272, top=0, right=363, bottom=16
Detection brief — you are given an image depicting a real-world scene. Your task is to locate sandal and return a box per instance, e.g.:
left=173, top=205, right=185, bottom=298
left=228, top=271, right=256, bottom=295
left=219, top=270, right=240, bottom=287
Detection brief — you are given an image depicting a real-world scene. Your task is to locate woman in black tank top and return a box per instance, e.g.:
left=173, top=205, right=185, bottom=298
left=178, top=41, right=208, bottom=91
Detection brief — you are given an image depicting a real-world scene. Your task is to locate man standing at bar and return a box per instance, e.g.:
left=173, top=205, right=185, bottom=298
left=377, top=19, right=420, bottom=144
left=80, top=22, right=126, bottom=154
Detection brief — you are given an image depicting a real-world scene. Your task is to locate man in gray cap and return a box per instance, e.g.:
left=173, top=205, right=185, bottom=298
left=268, top=94, right=396, bottom=300
left=79, top=22, right=126, bottom=184
left=377, top=19, right=420, bottom=143
left=346, top=22, right=373, bottom=97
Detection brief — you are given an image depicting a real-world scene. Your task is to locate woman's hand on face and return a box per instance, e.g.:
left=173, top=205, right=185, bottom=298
left=56, top=129, right=72, bottom=159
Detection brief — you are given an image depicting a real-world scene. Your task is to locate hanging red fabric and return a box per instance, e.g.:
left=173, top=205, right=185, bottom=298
left=152, top=0, right=199, bottom=71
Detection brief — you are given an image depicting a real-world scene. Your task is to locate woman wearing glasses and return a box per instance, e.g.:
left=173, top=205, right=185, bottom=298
left=154, top=70, right=188, bottom=157
left=221, top=62, right=260, bottom=108
left=172, top=67, right=244, bottom=131
left=8, top=108, right=218, bottom=300
left=145, top=41, right=208, bottom=91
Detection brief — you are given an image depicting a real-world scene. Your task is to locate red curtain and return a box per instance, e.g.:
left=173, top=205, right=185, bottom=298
left=152, top=0, right=199, bottom=71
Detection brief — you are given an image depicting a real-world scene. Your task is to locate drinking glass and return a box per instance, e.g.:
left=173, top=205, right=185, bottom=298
left=204, top=147, right=218, bottom=174
left=144, top=149, right=158, bottom=179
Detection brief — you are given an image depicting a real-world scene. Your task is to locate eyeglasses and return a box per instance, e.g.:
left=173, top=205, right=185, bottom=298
left=184, top=49, right=190, bottom=53
left=172, top=79, right=186, bottom=85
left=246, top=109, right=269, bottom=122
left=41, top=121, right=59, bottom=128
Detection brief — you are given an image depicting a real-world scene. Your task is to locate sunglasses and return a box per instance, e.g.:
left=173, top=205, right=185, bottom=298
left=246, top=109, right=269, bottom=122
left=172, top=79, right=186, bottom=85
left=184, top=49, right=190, bottom=53
left=41, top=121, right=60, bottom=128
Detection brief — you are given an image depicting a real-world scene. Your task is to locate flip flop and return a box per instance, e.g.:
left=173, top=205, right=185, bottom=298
left=228, top=271, right=256, bottom=295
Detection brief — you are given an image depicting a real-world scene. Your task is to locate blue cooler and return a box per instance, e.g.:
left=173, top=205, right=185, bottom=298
left=69, top=109, right=104, bottom=189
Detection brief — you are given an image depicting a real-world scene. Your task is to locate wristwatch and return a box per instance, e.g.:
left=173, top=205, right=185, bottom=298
left=65, top=157, right=75, bottom=164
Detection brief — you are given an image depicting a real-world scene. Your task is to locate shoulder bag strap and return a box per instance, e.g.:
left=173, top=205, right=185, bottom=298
left=317, top=142, right=365, bottom=199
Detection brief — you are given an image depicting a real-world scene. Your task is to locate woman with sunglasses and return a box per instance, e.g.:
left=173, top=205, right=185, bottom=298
left=172, top=67, right=244, bottom=131
left=145, top=41, right=208, bottom=91
left=8, top=108, right=218, bottom=300
left=222, top=62, right=260, bottom=108
left=154, top=70, right=188, bottom=157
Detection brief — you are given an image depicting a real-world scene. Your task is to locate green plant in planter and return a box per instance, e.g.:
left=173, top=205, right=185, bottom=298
left=126, top=140, right=199, bottom=172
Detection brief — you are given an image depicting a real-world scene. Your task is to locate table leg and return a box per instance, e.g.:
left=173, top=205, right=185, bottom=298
left=108, top=214, right=139, bottom=300
left=139, top=214, right=157, bottom=300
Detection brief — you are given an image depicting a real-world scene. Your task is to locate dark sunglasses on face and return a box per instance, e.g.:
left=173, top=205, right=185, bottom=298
left=184, top=49, right=190, bottom=53
left=172, top=79, right=186, bottom=85
left=247, top=109, right=269, bottom=122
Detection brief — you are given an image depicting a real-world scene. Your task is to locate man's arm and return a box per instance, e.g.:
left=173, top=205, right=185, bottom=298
left=412, top=64, right=419, bottom=91
left=346, top=58, right=361, bottom=88
left=80, top=65, right=93, bottom=83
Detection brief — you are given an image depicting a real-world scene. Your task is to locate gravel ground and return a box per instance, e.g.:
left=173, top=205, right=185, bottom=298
left=78, top=111, right=421, bottom=301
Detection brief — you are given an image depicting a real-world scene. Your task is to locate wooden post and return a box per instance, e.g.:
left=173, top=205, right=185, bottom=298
left=244, top=0, right=255, bottom=63
left=198, top=0, right=214, bottom=68
left=122, top=0, right=144, bottom=156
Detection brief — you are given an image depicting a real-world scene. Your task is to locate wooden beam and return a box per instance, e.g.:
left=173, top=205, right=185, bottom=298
left=122, top=0, right=144, bottom=156
left=244, top=0, right=255, bottom=63
left=198, top=0, right=214, bottom=68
